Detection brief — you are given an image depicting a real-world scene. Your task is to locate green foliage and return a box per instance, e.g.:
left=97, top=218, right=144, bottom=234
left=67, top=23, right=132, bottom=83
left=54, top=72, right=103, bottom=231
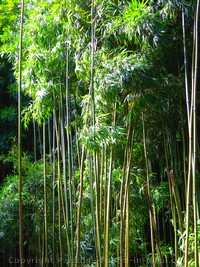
left=0, top=175, right=19, bottom=250
left=151, top=182, right=169, bottom=212
left=79, top=125, right=125, bottom=152
left=0, top=106, right=17, bottom=122
left=0, top=153, right=55, bottom=256
left=178, top=220, right=200, bottom=266
left=0, top=0, right=197, bottom=265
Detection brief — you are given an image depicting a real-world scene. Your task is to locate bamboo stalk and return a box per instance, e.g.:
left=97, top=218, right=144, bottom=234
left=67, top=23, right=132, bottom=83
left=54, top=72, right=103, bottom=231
left=100, top=148, right=104, bottom=222
left=18, top=1, right=25, bottom=266
left=170, top=170, right=183, bottom=233
left=57, top=109, right=63, bottom=267
left=65, top=39, right=74, bottom=266
left=104, top=146, right=113, bottom=267
left=33, top=119, right=37, bottom=162
left=75, top=146, right=85, bottom=267
left=43, top=123, right=48, bottom=265
left=185, top=2, right=199, bottom=264
left=52, top=114, right=56, bottom=266
left=142, top=113, right=156, bottom=267
left=120, top=112, right=132, bottom=267
left=103, top=147, right=108, bottom=262
left=60, top=89, right=69, bottom=223
left=125, top=182, right=129, bottom=267
left=182, top=5, right=190, bottom=126
left=162, top=120, right=177, bottom=263
left=94, top=151, right=102, bottom=266
left=192, top=1, right=199, bottom=265
left=104, top=103, right=117, bottom=266
left=143, top=113, right=164, bottom=266
left=88, top=152, right=98, bottom=262
left=123, top=123, right=135, bottom=267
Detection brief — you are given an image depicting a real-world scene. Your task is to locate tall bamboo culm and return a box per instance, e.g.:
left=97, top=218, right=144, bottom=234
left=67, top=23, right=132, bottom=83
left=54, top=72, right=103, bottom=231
left=43, top=123, right=48, bottom=266
left=123, top=112, right=135, bottom=267
left=57, top=109, right=63, bottom=267
left=142, top=113, right=164, bottom=267
left=184, top=1, right=199, bottom=265
left=18, top=1, right=25, bottom=266
left=65, top=38, right=74, bottom=266
left=119, top=109, right=133, bottom=267
left=75, top=146, right=85, bottom=267
left=192, top=1, right=199, bottom=265
left=90, top=1, right=103, bottom=265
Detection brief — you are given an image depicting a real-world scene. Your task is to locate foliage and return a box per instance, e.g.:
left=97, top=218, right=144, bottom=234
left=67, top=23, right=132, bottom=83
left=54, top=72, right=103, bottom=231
left=0, top=0, right=199, bottom=265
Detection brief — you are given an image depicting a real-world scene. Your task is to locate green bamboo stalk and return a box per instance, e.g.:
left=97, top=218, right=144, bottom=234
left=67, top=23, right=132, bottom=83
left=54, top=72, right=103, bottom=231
left=60, top=87, right=72, bottom=264
left=90, top=1, right=103, bottom=264
left=100, top=148, right=104, bottom=222
left=47, top=118, right=52, bottom=160
left=52, top=114, right=56, bottom=266
left=75, top=145, right=85, bottom=267
left=104, top=146, right=113, bottom=267
left=125, top=182, right=129, bottom=267
left=94, top=151, right=102, bottom=266
left=180, top=104, right=187, bottom=190
left=88, top=152, right=98, bottom=262
left=142, top=113, right=164, bottom=266
left=142, top=113, right=155, bottom=267
left=119, top=113, right=131, bottom=267
left=162, top=120, right=177, bottom=263
left=33, top=119, right=37, bottom=162
left=182, top=5, right=190, bottom=126
left=184, top=37, right=194, bottom=267
left=104, top=104, right=117, bottom=266
left=173, top=206, right=178, bottom=263
left=103, top=146, right=108, bottom=261
left=185, top=3, right=199, bottom=264
left=60, top=77, right=69, bottom=221
left=57, top=109, right=63, bottom=267
left=90, top=0, right=95, bottom=125
left=65, top=39, right=74, bottom=266
left=41, top=230, right=45, bottom=267
left=18, top=1, right=24, bottom=266
left=59, top=157, right=71, bottom=266
left=192, top=1, right=199, bottom=265
left=43, top=123, right=48, bottom=265
left=169, top=170, right=183, bottom=233
left=38, top=125, right=43, bottom=159
left=123, top=120, right=135, bottom=267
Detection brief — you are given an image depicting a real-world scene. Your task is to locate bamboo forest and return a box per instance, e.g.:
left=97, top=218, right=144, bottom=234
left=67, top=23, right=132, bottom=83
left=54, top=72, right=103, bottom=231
left=0, top=0, right=200, bottom=266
